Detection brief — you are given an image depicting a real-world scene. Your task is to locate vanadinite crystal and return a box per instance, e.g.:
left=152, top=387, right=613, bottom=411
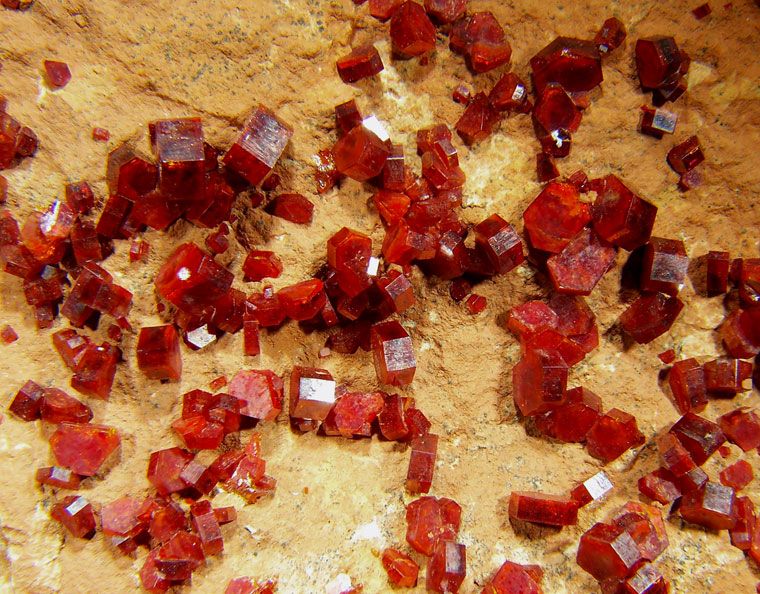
left=427, top=540, right=466, bottom=593
left=424, top=0, right=465, bottom=23
left=405, top=496, right=461, bottom=556
left=243, top=250, right=283, bottom=282
left=225, top=578, right=277, bottom=594
left=547, top=228, right=617, bottom=295
left=619, top=293, right=684, bottom=344
left=449, top=11, right=512, bottom=73
left=337, top=44, right=384, bottom=83
left=667, top=135, right=704, bottom=174
left=371, top=320, right=416, bottom=386
left=51, top=495, right=96, bottom=538
left=481, top=561, right=543, bottom=594
left=43, top=60, right=71, bottom=89
left=474, top=214, right=524, bottom=274
left=680, top=481, right=738, bottom=530
left=148, top=447, right=194, bottom=495
left=40, top=388, right=93, bottom=424
left=635, top=36, right=685, bottom=90
left=586, top=409, right=645, bottom=462
left=390, top=1, right=436, bottom=58
left=577, top=522, right=643, bottom=582
left=154, top=531, right=206, bottom=580
left=594, top=17, right=627, bottom=54
left=572, top=471, right=614, bottom=507
left=641, top=237, right=688, bottom=295
left=278, top=279, right=326, bottom=320
left=670, top=412, right=726, bottom=465
left=137, top=325, right=182, bottom=381
left=191, top=500, right=224, bottom=555
left=265, top=193, right=314, bottom=225
left=289, top=366, right=336, bottom=421
left=36, top=466, right=81, bottom=490
left=590, top=175, right=657, bottom=250
left=509, top=491, right=578, bottom=526
left=668, top=358, right=707, bottom=414
left=71, top=342, right=122, bottom=399
left=611, top=501, right=669, bottom=562
left=536, top=386, right=602, bottom=443
left=155, top=242, right=233, bottom=313
left=8, top=379, right=45, bottom=421
left=150, top=118, right=205, bottom=206
left=21, top=200, right=75, bottom=264
left=381, top=548, right=418, bottom=587
left=489, top=72, right=532, bottom=114
left=720, top=459, right=753, bottom=491
left=639, top=106, right=677, bottom=139
left=704, top=357, right=752, bottom=395
left=50, top=422, right=120, bottom=476
left=327, top=227, right=373, bottom=296
left=719, top=408, right=760, bottom=451
left=228, top=369, right=283, bottom=420
left=523, top=182, right=591, bottom=254
left=719, top=308, right=760, bottom=359
left=333, top=123, right=390, bottom=181
left=406, top=433, right=438, bottom=494
left=223, top=106, right=293, bottom=186
left=657, top=432, right=696, bottom=477
left=512, top=348, right=568, bottom=417
left=530, top=37, right=603, bottom=93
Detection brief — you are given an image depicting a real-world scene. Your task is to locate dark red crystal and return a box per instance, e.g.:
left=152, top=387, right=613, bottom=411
left=719, top=408, right=760, bottom=451
left=51, top=495, right=96, bottom=538
left=547, top=228, right=617, bottom=295
left=594, top=17, right=627, bottom=54
left=530, top=37, right=603, bottom=94
left=680, top=481, right=737, bottom=530
left=641, top=237, right=688, bottom=295
left=8, top=379, right=45, bottom=421
left=371, top=320, right=416, bottom=386
left=509, top=491, right=579, bottom=526
left=427, top=540, right=466, bottom=593
left=455, top=92, right=501, bottom=145
left=668, top=358, right=707, bottom=414
left=586, top=408, right=645, bottom=463
left=289, top=366, right=336, bottom=421
left=512, top=348, right=568, bottom=417
left=670, top=412, right=726, bottom=465
left=40, top=388, right=93, bottom=424
left=536, top=386, right=602, bottom=442
left=489, top=73, right=532, bottom=113
left=523, top=182, right=591, bottom=254
left=576, top=522, right=643, bottom=582
left=704, top=357, right=752, bottom=395
left=406, top=433, right=438, bottom=494
left=619, top=293, right=684, bottom=344
left=137, top=325, right=182, bottom=381
left=381, top=548, right=418, bottom=587
left=337, top=44, right=384, bottom=83
left=667, top=135, right=704, bottom=174
left=43, top=60, right=71, bottom=89
left=720, top=459, right=753, bottom=491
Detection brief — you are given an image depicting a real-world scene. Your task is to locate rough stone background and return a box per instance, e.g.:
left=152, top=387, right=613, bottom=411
left=0, top=0, right=759, bottom=592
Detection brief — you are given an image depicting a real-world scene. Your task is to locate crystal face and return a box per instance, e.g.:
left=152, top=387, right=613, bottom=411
left=336, top=44, right=384, bottom=83
left=509, top=491, right=579, bottom=526
left=382, top=548, right=419, bottom=587
left=333, top=124, right=390, bottom=181
left=530, top=37, right=603, bottom=94
left=137, top=325, right=182, bottom=381
left=390, top=1, right=437, bottom=58
left=576, top=522, right=643, bottom=582
left=523, top=182, right=591, bottom=254
left=223, top=106, right=293, bottom=186
left=371, top=321, right=416, bottom=386
left=406, top=433, right=438, bottom=494
left=289, top=366, right=336, bottom=421
left=426, top=540, right=466, bottom=593
left=50, top=423, right=120, bottom=476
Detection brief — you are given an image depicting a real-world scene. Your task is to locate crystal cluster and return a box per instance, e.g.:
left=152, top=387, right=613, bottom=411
left=0, top=99, right=38, bottom=170
left=52, top=328, right=122, bottom=399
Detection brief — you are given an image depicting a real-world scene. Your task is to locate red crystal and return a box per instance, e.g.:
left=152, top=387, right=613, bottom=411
left=533, top=83, right=582, bottom=136
left=9, top=379, right=45, bottom=421
left=536, top=152, right=559, bottom=182
left=507, top=301, right=558, bottom=338
left=576, top=522, right=643, bottom=582
left=667, top=135, right=704, bottom=174
left=455, top=92, right=501, bottom=145
left=719, top=408, right=760, bottom=451
left=693, top=3, right=712, bottom=18
left=246, top=288, right=286, bottom=328
left=512, top=348, right=568, bottom=417
left=173, top=415, right=224, bottom=451
left=427, top=540, right=466, bottom=593
left=243, top=250, right=283, bottom=282
left=70, top=342, right=121, bottom=399
left=619, top=293, right=684, bottom=344
left=595, top=17, right=627, bottom=54
left=101, top=496, right=144, bottom=540
left=535, top=386, right=602, bottom=442
left=136, top=325, right=182, bottom=381
left=190, top=500, right=224, bottom=555
left=205, top=226, right=229, bottom=255
left=225, top=578, right=277, bottom=594
left=373, top=190, right=410, bottom=227
left=586, top=408, right=645, bottom=462
left=51, top=495, right=96, bottom=538
left=390, top=1, right=436, bottom=58
left=547, top=228, right=616, bottom=295
left=657, top=432, right=696, bottom=477
left=377, top=393, right=412, bottom=441
left=265, top=193, right=314, bottom=225
left=368, top=0, right=403, bottom=21
left=530, top=37, right=603, bottom=94
left=155, top=531, right=205, bottom=581
left=481, top=561, right=543, bottom=594
left=223, top=106, right=293, bottom=186
left=337, top=44, right=384, bottom=83
left=147, top=447, right=194, bottom=496
left=228, top=369, right=283, bottom=420
left=591, top=175, right=658, bottom=250
left=670, top=412, right=726, bottom=465
left=289, top=366, right=336, bottom=421
left=381, top=548, right=418, bottom=587
left=129, top=237, right=150, bottom=262
left=40, top=388, right=92, bottom=424
left=641, top=237, right=688, bottom=295
left=327, top=227, right=373, bottom=297
left=62, top=262, right=132, bottom=324
left=371, top=320, right=416, bottom=386
left=638, top=468, right=682, bottom=504
left=720, top=459, right=753, bottom=491
left=452, top=84, right=471, bottom=105
left=333, top=124, right=390, bottom=181
left=155, top=242, right=233, bottom=314
left=406, top=496, right=461, bottom=556
left=149, top=118, right=205, bottom=208
left=668, top=358, right=707, bottom=414
left=704, top=357, right=752, bottom=395
left=325, top=391, right=384, bottom=438
left=382, top=220, right=436, bottom=265
left=243, top=320, right=261, bottom=356
left=635, top=37, right=685, bottom=89
left=406, top=433, right=438, bottom=494
left=509, top=491, right=579, bottom=526
left=680, top=481, right=737, bottom=530
left=375, top=269, right=415, bottom=316
left=335, top=100, right=363, bottom=137
left=449, top=12, right=512, bottom=73
left=523, top=182, right=591, bottom=254
left=639, top=106, right=678, bottom=139
left=0, top=324, right=17, bottom=344
left=43, top=60, right=71, bottom=89
left=36, top=466, right=81, bottom=490
left=571, top=471, right=614, bottom=507
left=424, top=0, right=465, bottom=23
left=719, top=308, right=760, bottom=359
left=474, top=214, right=524, bottom=275
left=611, top=502, right=669, bottom=561
left=315, top=149, right=342, bottom=194
left=64, top=181, right=95, bottom=216
left=675, top=466, right=709, bottom=494
left=50, top=422, right=120, bottom=476
left=21, top=201, right=75, bottom=264
left=730, top=496, right=755, bottom=551
left=92, top=127, right=110, bottom=142
left=381, top=144, right=406, bottom=191
left=278, top=279, right=326, bottom=320
left=465, top=294, right=487, bottom=314
left=489, top=73, right=532, bottom=113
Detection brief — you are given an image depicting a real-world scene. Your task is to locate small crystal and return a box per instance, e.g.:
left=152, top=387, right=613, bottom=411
left=509, top=491, right=579, bottom=526
left=137, top=325, right=182, bottom=381
left=40, top=388, right=93, bottom=424
left=512, top=348, right=568, bottom=417
left=704, top=357, right=753, bottom=395
left=586, top=408, right=645, bottom=462
left=591, top=174, right=657, bottom=250
left=426, top=540, right=466, bottom=593
left=265, top=193, right=314, bottom=225
left=668, top=358, right=707, bottom=414
left=243, top=250, right=283, bottom=282
left=43, top=60, right=71, bottom=89
left=147, top=447, right=194, bottom=495
left=390, top=1, right=437, bottom=58
left=289, top=366, right=336, bottom=421
left=720, top=459, right=753, bottom=491
left=8, top=379, right=45, bottom=421
left=719, top=408, right=760, bottom=451
left=530, top=37, right=603, bottom=93
left=455, top=92, right=501, bottom=145
left=619, top=293, right=684, bottom=344
left=594, top=17, right=627, bottom=54
left=51, top=495, right=96, bottom=538
left=641, top=237, right=688, bottom=295
left=571, top=471, right=614, bottom=507
left=671, top=412, right=726, bottom=465
left=406, top=433, right=438, bottom=494
left=406, top=496, right=461, bottom=556
left=337, top=44, right=384, bottom=83
left=371, top=320, right=416, bottom=386
left=381, top=548, right=418, bottom=587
